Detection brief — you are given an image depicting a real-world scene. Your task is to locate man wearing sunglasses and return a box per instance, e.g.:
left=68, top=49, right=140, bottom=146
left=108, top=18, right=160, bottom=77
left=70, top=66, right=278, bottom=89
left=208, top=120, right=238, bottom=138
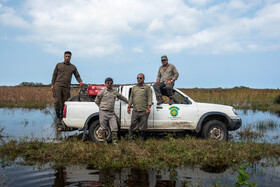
left=127, top=73, right=152, bottom=140
left=153, top=55, right=179, bottom=105
left=95, top=77, right=128, bottom=145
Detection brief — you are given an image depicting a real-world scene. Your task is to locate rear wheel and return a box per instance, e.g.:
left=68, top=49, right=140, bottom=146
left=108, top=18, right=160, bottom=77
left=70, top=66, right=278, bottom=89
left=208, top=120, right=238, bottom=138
left=70, top=95, right=93, bottom=102
left=88, top=120, right=112, bottom=143
left=202, top=120, right=228, bottom=141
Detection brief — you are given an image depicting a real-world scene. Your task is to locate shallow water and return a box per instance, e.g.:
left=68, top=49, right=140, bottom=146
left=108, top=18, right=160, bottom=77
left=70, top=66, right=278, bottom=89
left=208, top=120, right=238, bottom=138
left=231, top=110, right=280, bottom=143
left=0, top=107, right=76, bottom=143
left=0, top=108, right=279, bottom=143
left=1, top=161, right=280, bottom=187
left=0, top=108, right=280, bottom=186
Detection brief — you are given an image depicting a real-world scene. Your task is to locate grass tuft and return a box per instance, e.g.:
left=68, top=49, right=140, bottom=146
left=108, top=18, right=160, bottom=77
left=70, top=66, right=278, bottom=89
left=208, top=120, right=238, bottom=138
left=0, top=137, right=280, bottom=170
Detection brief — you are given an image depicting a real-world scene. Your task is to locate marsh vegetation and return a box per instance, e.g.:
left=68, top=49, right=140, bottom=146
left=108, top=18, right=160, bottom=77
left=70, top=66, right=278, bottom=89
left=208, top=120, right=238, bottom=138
left=1, top=86, right=280, bottom=113
left=1, top=137, right=280, bottom=171
left=181, top=88, right=280, bottom=113
left=1, top=86, right=280, bottom=186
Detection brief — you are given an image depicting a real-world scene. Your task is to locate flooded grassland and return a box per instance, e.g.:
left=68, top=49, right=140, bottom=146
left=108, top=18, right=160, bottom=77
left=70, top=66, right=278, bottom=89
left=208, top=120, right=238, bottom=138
left=1, top=86, right=280, bottom=186
left=0, top=108, right=280, bottom=186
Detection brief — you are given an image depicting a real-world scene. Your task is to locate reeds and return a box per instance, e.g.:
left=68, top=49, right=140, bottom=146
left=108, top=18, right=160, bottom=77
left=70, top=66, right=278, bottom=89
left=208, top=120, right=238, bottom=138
left=0, top=86, right=79, bottom=108
left=181, top=88, right=280, bottom=112
left=1, top=137, right=280, bottom=170
left=1, top=86, right=280, bottom=112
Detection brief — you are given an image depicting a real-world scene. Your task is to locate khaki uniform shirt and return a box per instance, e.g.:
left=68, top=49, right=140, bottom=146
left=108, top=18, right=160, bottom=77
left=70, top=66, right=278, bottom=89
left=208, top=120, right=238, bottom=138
left=157, top=63, right=179, bottom=84
left=52, top=62, right=82, bottom=88
left=95, top=88, right=128, bottom=112
left=128, top=85, right=152, bottom=112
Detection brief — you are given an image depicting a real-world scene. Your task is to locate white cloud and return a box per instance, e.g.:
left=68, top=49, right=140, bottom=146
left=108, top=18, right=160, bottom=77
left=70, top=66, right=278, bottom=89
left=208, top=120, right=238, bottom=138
left=0, top=3, right=29, bottom=28
left=132, top=47, right=143, bottom=53
left=1, top=0, right=280, bottom=57
left=186, top=0, right=210, bottom=6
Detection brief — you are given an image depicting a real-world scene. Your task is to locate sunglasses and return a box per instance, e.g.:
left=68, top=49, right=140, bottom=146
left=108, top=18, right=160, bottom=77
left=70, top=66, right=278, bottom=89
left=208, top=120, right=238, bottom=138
left=137, top=77, right=143, bottom=80
left=161, top=59, right=167, bottom=62
left=106, top=82, right=113, bottom=85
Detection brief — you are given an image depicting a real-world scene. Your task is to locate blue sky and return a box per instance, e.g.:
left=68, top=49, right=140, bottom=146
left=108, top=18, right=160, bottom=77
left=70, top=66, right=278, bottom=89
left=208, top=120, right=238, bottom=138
left=0, top=0, right=279, bottom=88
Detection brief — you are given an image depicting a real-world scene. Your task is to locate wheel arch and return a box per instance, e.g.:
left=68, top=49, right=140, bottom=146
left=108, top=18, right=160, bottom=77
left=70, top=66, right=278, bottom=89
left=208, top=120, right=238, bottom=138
left=195, top=112, right=231, bottom=133
left=83, top=112, right=99, bottom=130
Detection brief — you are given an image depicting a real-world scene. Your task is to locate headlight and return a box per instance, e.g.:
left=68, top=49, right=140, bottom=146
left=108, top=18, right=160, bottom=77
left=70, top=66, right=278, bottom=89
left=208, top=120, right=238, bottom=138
left=232, top=108, right=237, bottom=115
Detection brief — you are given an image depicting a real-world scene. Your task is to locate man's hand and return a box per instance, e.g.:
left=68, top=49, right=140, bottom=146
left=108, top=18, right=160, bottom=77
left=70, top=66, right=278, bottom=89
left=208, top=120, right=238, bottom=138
left=80, top=82, right=84, bottom=87
left=154, top=80, right=159, bottom=84
left=146, top=108, right=150, bottom=115
left=166, top=80, right=173, bottom=84
left=127, top=107, right=131, bottom=114
left=51, top=85, right=54, bottom=92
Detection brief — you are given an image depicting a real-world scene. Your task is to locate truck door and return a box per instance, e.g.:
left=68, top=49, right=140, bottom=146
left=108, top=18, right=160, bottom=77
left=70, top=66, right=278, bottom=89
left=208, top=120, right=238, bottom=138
left=153, top=89, right=198, bottom=130
left=121, top=86, right=154, bottom=129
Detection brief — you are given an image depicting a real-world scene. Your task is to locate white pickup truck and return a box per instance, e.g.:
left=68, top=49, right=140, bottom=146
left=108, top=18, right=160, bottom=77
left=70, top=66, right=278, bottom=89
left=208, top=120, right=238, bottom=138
left=62, top=85, right=241, bottom=142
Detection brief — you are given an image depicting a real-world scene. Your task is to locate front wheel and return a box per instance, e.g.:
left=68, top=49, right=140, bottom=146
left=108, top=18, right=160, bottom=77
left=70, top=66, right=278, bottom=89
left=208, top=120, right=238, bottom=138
left=202, top=120, right=228, bottom=141
left=88, top=120, right=112, bottom=143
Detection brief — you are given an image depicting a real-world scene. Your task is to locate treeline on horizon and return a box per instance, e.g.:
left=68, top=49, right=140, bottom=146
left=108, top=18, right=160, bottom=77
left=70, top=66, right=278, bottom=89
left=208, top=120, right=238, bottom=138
left=0, top=82, right=280, bottom=112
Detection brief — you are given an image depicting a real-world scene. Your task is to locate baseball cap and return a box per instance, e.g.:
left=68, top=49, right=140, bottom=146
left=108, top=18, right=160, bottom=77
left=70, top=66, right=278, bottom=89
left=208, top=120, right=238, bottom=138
left=161, top=55, right=168, bottom=60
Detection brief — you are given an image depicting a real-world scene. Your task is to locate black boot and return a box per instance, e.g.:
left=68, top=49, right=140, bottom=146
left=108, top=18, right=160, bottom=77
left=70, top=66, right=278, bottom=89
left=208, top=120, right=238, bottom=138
left=128, top=131, right=134, bottom=140
left=157, top=97, right=164, bottom=105
left=55, top=110, right=61, bottom=120
left=59, top=109, right=63, bottom=121
left=169, top=96, right=174, bottom=105
left=139, top=131, right=146, bottom=140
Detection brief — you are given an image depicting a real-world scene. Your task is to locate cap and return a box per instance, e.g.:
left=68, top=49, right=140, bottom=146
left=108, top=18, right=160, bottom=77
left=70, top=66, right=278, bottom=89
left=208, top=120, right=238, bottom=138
left=161, top=55, right=168, bottom=60
left=105, top=77, right=113, bottom=83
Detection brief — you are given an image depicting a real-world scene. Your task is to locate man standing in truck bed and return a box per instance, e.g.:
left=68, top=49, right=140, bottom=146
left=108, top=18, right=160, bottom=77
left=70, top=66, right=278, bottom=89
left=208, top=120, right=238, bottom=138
left=127, top=73, right=152, bottom=140
left=51, top=51, right=83, bottom=122
left=153, top=55, right=179, bottom=105
left=95, top=77, right=128, bottom=145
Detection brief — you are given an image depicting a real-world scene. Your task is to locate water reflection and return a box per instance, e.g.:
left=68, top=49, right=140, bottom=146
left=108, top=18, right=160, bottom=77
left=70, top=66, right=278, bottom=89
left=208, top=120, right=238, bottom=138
left=0, top=108, right=78, bottom=143
left=1, top=163, right=280, bottom=187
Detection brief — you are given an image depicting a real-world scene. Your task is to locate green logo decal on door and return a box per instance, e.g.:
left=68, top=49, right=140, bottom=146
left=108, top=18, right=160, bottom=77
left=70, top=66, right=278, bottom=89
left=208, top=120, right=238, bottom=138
left=169, top=106, right=180, bottom=117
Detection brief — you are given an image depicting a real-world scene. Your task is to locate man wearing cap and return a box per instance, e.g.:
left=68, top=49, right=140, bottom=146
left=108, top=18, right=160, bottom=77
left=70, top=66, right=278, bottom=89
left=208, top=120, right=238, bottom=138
left=51, top=51, right=83, bottom=123
left=153, top=55, right=179, bottom=105
left=127, top=73, right=152, bottom=140
left=95, top=77, right=128, bottom=145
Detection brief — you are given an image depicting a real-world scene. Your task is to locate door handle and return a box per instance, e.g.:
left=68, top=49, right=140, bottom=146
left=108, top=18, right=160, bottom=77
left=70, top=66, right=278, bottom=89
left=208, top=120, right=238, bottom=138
left=156, top=107, right=163, bottom=109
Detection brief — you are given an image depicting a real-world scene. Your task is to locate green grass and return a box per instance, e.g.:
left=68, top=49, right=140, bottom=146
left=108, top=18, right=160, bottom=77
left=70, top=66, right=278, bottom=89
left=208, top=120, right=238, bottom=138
left=1, top=137, right=280, bottom=170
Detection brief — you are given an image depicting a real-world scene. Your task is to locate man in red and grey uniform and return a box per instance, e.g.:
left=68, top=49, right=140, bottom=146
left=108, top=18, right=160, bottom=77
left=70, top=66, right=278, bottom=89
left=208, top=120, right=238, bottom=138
left=127, top=73, right=152, bottom=140
left=51, top=51, right=83, bottom=122
left=153, top=55, right=179, bottom=105
left=95, top=77, right=128, bottom=144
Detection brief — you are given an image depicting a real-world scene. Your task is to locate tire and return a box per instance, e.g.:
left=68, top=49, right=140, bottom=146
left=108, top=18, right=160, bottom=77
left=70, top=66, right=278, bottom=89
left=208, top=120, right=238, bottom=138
left=88, top=120, right=112, bottom=143
left=202, top=120, right=228, bottom=141
left=70, top=95, right=93, bottom=102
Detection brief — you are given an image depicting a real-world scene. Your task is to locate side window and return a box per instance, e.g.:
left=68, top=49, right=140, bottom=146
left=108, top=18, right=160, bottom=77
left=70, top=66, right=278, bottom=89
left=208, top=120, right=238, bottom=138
left=173, top=90, right=191, bottom=104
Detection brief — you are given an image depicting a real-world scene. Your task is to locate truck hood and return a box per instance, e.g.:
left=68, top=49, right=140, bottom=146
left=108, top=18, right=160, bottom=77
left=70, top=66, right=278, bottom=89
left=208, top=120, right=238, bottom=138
left=196, top=102, right=235, bottom=116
